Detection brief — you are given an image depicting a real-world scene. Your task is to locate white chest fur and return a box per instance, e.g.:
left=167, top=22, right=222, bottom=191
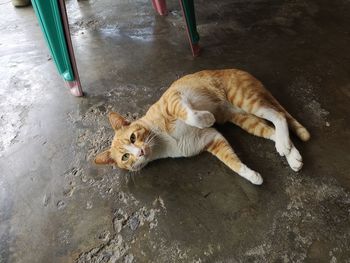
left=151, top=120, right=216, bottom=160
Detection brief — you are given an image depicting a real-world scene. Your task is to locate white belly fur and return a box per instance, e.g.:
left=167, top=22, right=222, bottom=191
left=152, top=121, right=217, bottom=159
left=170, top=120, right=217, bottom=157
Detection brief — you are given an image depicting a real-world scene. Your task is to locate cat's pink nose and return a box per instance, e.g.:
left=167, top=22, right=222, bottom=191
left=138, top=149, right=145, bottom=157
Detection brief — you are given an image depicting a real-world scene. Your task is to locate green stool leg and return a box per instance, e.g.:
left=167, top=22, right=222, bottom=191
left=31, top=0, right=83, bottom=96
left=179, top=0, right=200, bottom=56
left=58, top=0, right=83, bottom=96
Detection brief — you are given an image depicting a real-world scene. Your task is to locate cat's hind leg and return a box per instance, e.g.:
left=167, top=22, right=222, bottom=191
left=230, top=113, right=275, bottom=140
left=253, top=106, right=292, bottom=157
left=231, top=112, right=303, bottom=171
left=225, top=80, right=292, bottom=156
left=206, top=133, right=263, bottom=185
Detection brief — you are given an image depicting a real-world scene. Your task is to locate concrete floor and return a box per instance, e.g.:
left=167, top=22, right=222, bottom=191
left=1, top=0, right=350, bottom=262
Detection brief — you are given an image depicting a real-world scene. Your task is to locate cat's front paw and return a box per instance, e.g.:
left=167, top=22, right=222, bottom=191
left=239, top=165, right=263, bottom=185
left=248, top=172, right=263, bottom=185
left=286, top=146, right=303, bottom=172
left=189, top=111, right=215, bottom=128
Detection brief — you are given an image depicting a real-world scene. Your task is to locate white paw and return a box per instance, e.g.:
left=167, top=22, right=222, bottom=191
left=275, top=134, right=292, bottom=156
left=239, top=165, right=263, bottom=185
left=190, top=111, right=215, bottom=128
left=286, top=146, right=303, bottom=172
left=249, top=172, right=264, bottom=185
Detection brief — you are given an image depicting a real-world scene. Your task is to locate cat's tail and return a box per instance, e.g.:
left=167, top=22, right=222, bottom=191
left=269, top=97, right=311, bottom=141
left=285, top=112, right=311, bottom=141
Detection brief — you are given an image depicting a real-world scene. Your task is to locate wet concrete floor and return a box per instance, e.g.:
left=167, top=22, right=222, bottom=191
left=1, top=0, right=350, bottom=262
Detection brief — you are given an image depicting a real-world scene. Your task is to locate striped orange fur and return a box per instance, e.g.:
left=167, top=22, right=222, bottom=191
left=95, top=69, right=310, bottom=185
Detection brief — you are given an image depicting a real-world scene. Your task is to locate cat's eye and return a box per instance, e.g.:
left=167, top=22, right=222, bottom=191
left=122, top=153, right=130, bottom=161
left=130, top=133, right=136, bottom=143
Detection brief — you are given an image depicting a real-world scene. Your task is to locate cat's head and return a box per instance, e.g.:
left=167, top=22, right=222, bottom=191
left=94, top=112, right=154, bottom=171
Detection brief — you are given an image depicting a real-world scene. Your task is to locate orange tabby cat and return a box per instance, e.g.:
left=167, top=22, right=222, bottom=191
left=95, top=69, right=310, bottom=185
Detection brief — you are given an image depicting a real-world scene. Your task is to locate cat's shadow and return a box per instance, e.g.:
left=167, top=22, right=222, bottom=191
left=124, top=123, right=286, bottom=206
left=125, top=122, right=296, bottom=194
left=112, top=124, right=307, bottom=249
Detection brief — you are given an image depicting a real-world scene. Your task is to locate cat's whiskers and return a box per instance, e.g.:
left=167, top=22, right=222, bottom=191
left=145, top=132, right=156, bottom=144
left=126, top=172, right=137, bottom=185
left=142, top=137, right=154, bottom=153
left=131, top=156, right=147, bottom=172
left=131, top=173, right=137, bottom=185
left=145, top=132, right=157, bottom=148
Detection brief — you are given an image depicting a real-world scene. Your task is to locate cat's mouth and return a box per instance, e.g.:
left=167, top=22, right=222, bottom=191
left=129, top=145, right=152, bottom=172
left=130, top=158, right=148, bottom=171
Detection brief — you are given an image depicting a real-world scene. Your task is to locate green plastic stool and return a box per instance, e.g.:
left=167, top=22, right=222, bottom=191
left=31, top=0, right=199, bottom=97
left=152, top=0, right=200, bottom=56
left=31, top=0, right=83, bottom=96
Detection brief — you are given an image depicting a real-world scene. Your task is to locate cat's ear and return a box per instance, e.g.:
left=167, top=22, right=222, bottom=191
left=108, top=112, right=130, bottom=130
left=94, top=150, right=115, bottom=165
